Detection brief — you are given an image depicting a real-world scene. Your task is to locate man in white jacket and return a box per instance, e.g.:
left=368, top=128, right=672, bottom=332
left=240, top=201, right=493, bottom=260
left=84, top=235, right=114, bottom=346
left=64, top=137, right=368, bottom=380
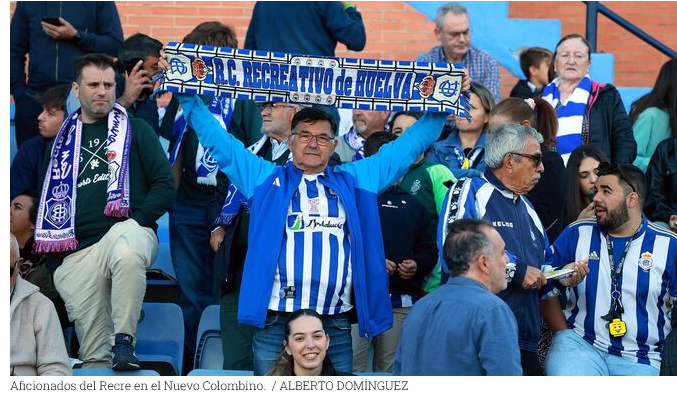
left=10, top=234, right=71, bottom=376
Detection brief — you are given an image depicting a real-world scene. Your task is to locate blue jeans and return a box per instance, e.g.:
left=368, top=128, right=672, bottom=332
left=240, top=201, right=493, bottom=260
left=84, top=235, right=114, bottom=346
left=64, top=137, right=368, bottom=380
left=545, top=329, right=659, bottom=376
left=252, top=310, right=353, bottom=376
left=169, top=200, right=217, bottom=355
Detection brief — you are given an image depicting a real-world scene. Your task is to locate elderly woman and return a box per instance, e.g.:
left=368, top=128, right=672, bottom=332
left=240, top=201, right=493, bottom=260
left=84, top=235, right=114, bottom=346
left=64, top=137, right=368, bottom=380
left=266, top=309, right=350, bottom=376
left=542, top=34, right=636, bottom=165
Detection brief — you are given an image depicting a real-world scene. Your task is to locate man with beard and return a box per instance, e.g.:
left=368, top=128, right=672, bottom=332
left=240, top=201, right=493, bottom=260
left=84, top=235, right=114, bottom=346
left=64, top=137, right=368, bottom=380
left=545, top=162, right=677, bottom=376
left=335, top=109, right=390, bottom=162
left=438, top=123, right=580, bottom=375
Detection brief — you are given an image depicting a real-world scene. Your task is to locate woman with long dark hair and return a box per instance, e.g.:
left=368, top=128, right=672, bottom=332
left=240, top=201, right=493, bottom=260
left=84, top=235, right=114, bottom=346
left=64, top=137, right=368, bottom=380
left=629, top=58, right=677, bottom=172
left=266, top=309, right=350, bottom=376
left=563, top=145, right=608, bottom=226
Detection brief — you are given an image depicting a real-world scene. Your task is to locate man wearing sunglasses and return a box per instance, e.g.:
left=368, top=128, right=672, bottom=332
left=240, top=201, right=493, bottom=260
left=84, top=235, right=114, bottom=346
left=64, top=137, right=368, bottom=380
left=545, top=162, right=677, bottom=376
left=438, top=123, right=576, bottom=375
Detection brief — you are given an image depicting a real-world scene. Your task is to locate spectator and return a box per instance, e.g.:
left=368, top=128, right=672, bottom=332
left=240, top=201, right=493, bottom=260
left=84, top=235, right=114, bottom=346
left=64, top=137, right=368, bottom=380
left=546, top=163, right=677, bottom=375
left=351, top=132, right=437, bottom=373
left=391, top=111, right=455, bottom=293
left=629, top=58, right=676, bottom=172
left=563, top=145, right=608, bottom=226
left=10, top=190, right=68, bottom=327
left=427, top=82, right=494, bottom=179
left=417, top=2, right=500, bottom=102
left=10, top=84, right=69, bottom=200
left=170, top=92, right=455, bottom=375
left=245, top=1, right=366, bottom=57
left=335, top=109, right=390, bottom=162
left=510, top=47, right=553, bottom=99
left=10, top=233, right=71, bottom=376
left=644, top=136, right=677, bottom=232
left=158, top=22, right=240, bottom=367
left=393, top=218, right=520, bottom=375
left=207, top=100, right=301, bottom=371
left=266, top=309, right=351, bottom=376
left=36, top=53, right=174, bottom=369
left=438, top=123, right=576, bottom=375
left=10, top=1, right=123, bottom=147
left=489, top=97, right=566, bottom=242
left=542, top=34, right=636, bottom=165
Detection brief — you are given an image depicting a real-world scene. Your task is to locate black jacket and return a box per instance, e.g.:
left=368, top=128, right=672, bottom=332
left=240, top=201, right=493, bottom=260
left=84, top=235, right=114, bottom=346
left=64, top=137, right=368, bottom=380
left=510, top=79, right=540, bottom=99
left=10, top=1, right=123, bottom=97
left=526, top=149, right=567, bottom=242
left=644, top=136, right=677, bottom=224
left=377, top=186, right=437, bottom=297
left=585, top=83, right=637, bottom=164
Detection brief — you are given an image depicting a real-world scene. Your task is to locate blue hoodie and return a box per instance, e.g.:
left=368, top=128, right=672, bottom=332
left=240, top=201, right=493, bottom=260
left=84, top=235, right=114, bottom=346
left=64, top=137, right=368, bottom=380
left=178, top=94, right=447, bottom=337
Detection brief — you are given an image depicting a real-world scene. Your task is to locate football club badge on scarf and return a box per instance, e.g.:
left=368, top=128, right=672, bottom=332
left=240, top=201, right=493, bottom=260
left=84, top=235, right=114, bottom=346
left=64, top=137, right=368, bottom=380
left=159, top=42, right=470, bottom=116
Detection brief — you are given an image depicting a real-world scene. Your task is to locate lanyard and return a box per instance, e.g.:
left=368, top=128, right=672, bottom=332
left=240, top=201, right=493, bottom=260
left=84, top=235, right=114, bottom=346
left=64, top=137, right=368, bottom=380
left=602, top=223, right=642, bottom=317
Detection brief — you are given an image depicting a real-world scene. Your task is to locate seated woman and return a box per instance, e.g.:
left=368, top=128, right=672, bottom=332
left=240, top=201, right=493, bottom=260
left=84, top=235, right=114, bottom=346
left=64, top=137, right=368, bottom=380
left=629, top=58, right=676, bottom=173
left=427, top=82, right=495, bottom=179
left=562, top=145, right=608, bottom=227
left=489, top=97, right=566, bottom=242
left=542, top=34, right=636, bottom=165
left=267, top=309, right=350, bottom=376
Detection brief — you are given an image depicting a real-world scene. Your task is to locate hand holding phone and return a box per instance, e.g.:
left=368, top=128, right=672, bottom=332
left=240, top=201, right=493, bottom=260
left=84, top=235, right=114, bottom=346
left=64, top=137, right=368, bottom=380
left=42, top=17, right=62, bottom=26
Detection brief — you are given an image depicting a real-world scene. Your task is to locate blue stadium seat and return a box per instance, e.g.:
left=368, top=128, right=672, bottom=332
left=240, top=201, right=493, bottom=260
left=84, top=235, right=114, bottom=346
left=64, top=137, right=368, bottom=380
left=188, top=369, right=254, bottom=376
left=145, top=243, right=180, bottom=303
left=150, top=243, right=175, bottom=279
left=193, top=305, right=223, bottom=370
left=355, top=371, right=393, bottom=376
left=135, top=303, right=184, bottom=375
left=73, top=368, right=160, bottom=376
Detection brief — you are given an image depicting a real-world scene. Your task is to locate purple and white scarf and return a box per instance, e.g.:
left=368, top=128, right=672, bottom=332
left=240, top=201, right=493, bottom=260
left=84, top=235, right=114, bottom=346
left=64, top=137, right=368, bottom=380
left=343, top=127, right=366, bottom=162
left=169, top=96, right=233, bottom=186
left=35, top=103, right=132, bottom=253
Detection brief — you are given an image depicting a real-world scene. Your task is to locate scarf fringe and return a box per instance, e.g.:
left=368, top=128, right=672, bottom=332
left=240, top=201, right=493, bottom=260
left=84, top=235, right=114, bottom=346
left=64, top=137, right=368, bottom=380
left=104, top=201, right=132, bottom=218
left=34, top=239, right=78, bottom=254
left=197, top=174, right=218, bottom=186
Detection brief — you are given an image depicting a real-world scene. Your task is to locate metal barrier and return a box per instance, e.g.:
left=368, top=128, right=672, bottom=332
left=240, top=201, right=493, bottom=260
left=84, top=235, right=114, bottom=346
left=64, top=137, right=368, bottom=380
left=584, top=1, right=676, bottom=58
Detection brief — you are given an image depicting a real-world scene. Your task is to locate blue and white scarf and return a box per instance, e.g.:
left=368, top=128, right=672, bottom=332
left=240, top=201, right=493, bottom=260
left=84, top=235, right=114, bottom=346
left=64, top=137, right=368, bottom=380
left=35, top=104, right=131, bottom=253
left=542, top=74, right=592, bottom=164
left=343, top=128, right=366, bottom=162
left=213, top=136, right=292, bottom=227
left=169, top=96, right=233, bottom=186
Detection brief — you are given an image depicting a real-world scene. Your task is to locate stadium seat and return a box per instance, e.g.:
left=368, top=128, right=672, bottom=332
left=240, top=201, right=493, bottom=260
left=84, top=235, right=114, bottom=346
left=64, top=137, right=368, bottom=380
left=73, top=368, right=160, bottom=376
left=144, top=243, right=180, bottom=303
left=355, top=371, right=393, bottom=376
left=187, top=369, right=254, bottom=376
left=193, top=305, right=223, bottom=370
left=135, top=302, right=184, bottom=376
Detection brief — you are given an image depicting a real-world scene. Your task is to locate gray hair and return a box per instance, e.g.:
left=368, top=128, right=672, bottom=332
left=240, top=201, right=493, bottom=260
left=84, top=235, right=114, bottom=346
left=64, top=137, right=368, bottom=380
left=443, top=218, right=494, bottom=277
left=435, top=2, right=469, bottom=29
left=485, top=123, right=544, bottom=169
left=10, top=233, right=20, bottom=261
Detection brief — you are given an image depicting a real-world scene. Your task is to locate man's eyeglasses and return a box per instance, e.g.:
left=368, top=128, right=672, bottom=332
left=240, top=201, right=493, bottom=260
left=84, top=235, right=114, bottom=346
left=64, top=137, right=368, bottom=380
left=292, top=132, right=334, bottom=146
left=257, top=102, right=290, bottom=112
left=595, top=162, right=637, bottom=193
left=509, top=152, right=542, bottom=167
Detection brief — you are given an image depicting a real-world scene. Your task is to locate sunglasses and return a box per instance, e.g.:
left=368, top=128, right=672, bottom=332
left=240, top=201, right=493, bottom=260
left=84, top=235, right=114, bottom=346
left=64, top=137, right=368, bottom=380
left=595, top=162, right=636, bottom=193
left=509, top=152, right=542, bottom=167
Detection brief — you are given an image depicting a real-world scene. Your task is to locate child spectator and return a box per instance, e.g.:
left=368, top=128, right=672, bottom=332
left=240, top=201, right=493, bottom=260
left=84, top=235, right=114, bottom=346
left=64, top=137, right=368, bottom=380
left=351, top=132, right=437, bottom=373
left=510, top=47, right=553, bottom=99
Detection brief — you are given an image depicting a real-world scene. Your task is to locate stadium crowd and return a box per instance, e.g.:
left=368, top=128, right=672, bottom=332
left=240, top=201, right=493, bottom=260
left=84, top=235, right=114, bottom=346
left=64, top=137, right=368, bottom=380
left=9, top=1, right=677, bottom=376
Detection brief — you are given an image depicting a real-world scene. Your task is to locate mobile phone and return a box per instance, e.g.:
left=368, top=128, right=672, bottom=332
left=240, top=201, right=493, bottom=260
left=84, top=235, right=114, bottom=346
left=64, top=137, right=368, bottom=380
left=123, top=57, right=143, bottom=76
left=42, top=17, right=62, bottom=26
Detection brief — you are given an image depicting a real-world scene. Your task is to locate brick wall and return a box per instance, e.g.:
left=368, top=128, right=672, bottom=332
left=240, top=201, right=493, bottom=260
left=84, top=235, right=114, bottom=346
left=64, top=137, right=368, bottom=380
left=10, top=1, right=676, bottom=99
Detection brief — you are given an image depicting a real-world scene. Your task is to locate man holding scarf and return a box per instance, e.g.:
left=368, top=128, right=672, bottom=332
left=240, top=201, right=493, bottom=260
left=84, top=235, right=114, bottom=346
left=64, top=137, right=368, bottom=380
left=36, top=53, right=174, bottom=370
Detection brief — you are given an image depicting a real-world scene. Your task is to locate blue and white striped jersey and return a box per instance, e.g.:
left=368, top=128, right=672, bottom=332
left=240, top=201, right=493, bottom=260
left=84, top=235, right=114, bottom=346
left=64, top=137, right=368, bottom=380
left=268, top=174, right=353, bottom=315
left=551, top=219, right=677, bottom=369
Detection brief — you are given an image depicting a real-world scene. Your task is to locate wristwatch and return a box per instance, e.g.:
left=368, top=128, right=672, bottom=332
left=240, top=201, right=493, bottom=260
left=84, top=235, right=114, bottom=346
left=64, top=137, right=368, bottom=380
left=72, top=30, right=81, bottom=44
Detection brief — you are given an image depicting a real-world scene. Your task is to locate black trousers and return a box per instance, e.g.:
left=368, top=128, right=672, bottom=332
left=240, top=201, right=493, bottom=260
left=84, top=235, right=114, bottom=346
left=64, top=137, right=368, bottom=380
left=14, top=90, right=43, bottom=148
